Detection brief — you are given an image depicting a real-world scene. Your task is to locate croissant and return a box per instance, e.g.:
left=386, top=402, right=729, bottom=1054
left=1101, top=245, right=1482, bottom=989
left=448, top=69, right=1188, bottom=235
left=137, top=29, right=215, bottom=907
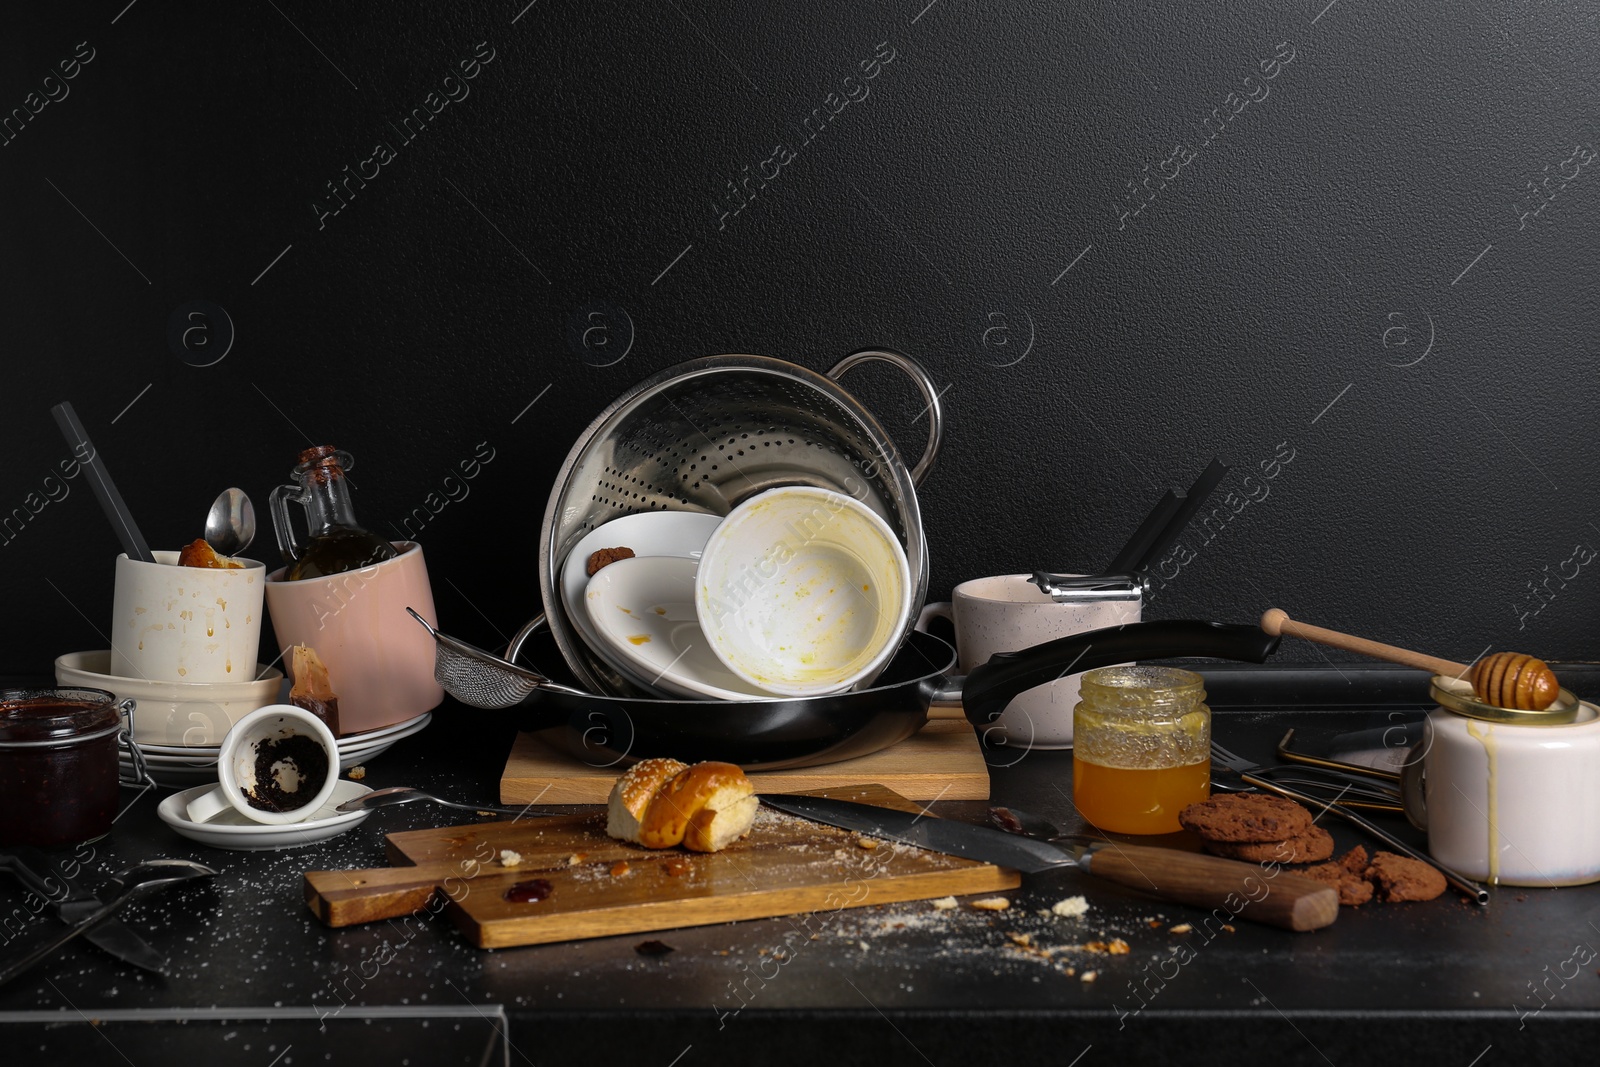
left=606, top=758, right=758, bottom=853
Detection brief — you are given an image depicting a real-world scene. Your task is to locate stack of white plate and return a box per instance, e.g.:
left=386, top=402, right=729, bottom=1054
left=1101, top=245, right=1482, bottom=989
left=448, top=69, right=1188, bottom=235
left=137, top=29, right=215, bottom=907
left=122, top=711, right=433, bottom=788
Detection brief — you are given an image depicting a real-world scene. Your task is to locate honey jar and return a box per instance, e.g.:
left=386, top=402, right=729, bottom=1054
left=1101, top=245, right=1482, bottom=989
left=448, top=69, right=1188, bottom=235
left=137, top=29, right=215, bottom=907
left=1421, top=676, right=1600, bottom=886
left=1072, top=666, right=1210, bottom=834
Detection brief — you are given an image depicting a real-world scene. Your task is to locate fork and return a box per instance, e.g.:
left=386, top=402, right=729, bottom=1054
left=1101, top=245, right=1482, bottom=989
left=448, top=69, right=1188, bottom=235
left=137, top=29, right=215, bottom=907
left=1210, top=739, right=1489, bottom=905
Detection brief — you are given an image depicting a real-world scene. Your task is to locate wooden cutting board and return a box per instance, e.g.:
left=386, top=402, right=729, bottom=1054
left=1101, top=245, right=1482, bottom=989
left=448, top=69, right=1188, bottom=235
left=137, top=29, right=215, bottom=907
left=500, top=719, right=990, bottom=804
left=305, top=784, right=1019, bottom=948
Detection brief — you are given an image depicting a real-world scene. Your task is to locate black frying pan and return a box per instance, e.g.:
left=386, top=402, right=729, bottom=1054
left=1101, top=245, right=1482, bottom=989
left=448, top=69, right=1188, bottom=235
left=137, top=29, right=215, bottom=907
left=511, top=620, right=1280, bottom=771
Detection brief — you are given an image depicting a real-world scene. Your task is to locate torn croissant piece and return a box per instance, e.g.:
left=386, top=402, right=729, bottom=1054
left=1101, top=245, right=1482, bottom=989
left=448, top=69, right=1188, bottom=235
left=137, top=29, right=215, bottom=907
left=606, top=759, right=758, bottom=853
left=177, top=538, right=243, bottom=569
left=290, top=643, right=342, bottom=736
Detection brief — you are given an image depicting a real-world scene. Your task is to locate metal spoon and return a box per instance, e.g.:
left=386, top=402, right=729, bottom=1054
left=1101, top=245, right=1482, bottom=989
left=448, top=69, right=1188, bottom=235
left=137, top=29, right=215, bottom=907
left=335, top=786, right=548, bottom=818
left=0, top=859, right=216, bottom=986
left=204, top=487, right=256, bottom=556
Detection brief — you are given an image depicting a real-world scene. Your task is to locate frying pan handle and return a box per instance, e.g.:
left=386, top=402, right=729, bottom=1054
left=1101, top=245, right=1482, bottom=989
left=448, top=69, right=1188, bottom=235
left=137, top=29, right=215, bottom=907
left=827, top=347, right=943, bottom=486
left=961, top=620, right=1281, bottom=728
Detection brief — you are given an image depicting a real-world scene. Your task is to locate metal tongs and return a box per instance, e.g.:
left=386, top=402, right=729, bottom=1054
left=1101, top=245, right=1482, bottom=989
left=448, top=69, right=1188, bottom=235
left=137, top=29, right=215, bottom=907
left=1032, top=458, right=1229, bottom=601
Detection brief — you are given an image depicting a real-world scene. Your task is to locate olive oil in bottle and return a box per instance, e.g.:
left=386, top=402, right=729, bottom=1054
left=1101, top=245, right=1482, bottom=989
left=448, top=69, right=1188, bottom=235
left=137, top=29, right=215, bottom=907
left=270, top=445, right=397, bottom=581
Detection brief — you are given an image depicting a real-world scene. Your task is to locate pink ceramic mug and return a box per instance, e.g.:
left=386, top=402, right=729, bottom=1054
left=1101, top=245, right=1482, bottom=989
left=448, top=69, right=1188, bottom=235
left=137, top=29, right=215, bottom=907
left=263, top=541, right=443, bottom=735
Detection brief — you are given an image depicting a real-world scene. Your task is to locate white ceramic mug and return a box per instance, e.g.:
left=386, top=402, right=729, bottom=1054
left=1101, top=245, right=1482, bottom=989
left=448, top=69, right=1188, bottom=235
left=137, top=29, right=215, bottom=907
left=920, top=574, right=1141, bottom=749
left=263, top=542, right=443, bottom=735
left=1422, top=697, right=1600, bottom=887
left=109, top=552, right=266, bottom=684
left=185, top=705, right=339, bottom=825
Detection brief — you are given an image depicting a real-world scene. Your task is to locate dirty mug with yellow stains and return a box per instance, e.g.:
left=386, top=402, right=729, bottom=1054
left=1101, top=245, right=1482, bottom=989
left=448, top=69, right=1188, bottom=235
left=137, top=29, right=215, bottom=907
left=109, top=551, right=266, bottom=683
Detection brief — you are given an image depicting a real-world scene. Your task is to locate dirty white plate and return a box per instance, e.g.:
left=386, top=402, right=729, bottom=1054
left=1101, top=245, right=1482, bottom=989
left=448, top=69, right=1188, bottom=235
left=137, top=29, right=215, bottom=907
left=124, top=712, right=431, bottom=787
left=157, top=780, right=373, bottom=850
left=583, top=554, right=771, bottom=700
left=560, top=511, right=723, bottom=690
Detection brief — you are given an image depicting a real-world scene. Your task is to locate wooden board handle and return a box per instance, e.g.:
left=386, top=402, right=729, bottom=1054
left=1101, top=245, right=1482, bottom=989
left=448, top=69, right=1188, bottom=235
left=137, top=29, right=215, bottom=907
left=1087, top=844, right=1339, bottom=932
left=305, top=864, right=468, bottom=927
left=1261, top=608, right=1466, bottom=677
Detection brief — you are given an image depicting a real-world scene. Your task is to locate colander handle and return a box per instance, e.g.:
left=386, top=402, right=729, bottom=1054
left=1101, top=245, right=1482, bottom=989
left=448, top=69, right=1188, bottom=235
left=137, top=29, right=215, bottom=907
left=827, top=348, right=943, bottom=486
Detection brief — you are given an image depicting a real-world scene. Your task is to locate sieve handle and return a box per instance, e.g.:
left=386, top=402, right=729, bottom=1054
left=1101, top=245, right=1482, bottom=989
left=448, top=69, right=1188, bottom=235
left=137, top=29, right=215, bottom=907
left=827, top=348, right=943, bottom=486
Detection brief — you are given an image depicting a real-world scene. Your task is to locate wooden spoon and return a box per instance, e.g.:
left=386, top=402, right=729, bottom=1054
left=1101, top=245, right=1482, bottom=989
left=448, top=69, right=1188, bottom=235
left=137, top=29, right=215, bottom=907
left=1261, top=608, right=1559, bottom=711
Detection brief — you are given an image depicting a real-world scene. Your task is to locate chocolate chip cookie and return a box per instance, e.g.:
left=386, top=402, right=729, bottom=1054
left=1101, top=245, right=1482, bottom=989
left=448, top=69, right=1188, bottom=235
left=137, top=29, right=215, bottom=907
left=1179, top=793, right=1315, bottom=843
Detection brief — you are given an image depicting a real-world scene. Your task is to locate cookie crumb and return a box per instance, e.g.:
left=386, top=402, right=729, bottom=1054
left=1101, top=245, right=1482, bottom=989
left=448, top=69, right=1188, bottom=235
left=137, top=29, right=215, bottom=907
left=1051, top=896, right=1090, bottom=919
left=969, top=897, right=1011, bottom=912
left=1169, top=923, right=1193, bottom=934
left=347, top=765, right=366, bottom=781
left=857, top=837, right=879, bottom=850
left=566, top=852, right=587, bottom=867
left=499, top=849, right=523, bottom=868
left=1081, top=970, right=1098, bottom=983
left=929, top=896, right=958, bottom=911
left=610, top=861, right=631, bottom=877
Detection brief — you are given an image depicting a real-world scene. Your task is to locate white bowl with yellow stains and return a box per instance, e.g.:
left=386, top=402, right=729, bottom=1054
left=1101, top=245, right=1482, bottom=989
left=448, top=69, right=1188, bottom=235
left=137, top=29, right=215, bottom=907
left=695, top=486, right=911, bottom=697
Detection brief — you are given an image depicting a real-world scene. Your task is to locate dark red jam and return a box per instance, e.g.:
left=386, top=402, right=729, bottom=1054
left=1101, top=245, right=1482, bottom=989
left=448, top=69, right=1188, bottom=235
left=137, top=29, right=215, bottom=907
left=0, top=688, right=122, bottom=849
left=503, top=878, right=554, bottom=903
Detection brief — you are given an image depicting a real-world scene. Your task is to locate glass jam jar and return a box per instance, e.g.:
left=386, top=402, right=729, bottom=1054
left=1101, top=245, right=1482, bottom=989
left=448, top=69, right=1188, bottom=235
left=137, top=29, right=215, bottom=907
left=0, top=687, right=132, bottom=848
left=1072, top=666, right=1210, bottom=834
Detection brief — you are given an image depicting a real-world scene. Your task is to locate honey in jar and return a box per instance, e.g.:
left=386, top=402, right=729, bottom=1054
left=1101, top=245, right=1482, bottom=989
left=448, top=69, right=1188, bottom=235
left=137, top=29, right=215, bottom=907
left=1072, top=666, right=1210, bottom=834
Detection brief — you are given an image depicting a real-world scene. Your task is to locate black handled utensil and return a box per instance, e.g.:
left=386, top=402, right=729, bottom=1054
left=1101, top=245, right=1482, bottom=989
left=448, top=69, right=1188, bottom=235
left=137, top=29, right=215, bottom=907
left=0, top=848, right=167, bottom=974
left=761, top=794, right=1338, bottom=932
left=50, top=401, right=155, bottom=562
left=0, top=859, right=215, bottom=987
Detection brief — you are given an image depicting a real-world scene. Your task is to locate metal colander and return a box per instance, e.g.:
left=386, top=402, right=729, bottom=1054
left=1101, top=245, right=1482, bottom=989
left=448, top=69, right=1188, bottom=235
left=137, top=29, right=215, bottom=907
left=539, top=349, right=944, bottom=697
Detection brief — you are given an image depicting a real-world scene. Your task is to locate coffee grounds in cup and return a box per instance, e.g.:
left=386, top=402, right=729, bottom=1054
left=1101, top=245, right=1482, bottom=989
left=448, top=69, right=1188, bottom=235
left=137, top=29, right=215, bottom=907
left=242, top=733, right=329, bottom=813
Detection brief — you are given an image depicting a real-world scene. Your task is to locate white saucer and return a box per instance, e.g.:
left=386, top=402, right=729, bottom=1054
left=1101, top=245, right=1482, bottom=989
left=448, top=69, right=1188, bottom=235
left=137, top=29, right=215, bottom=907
left=584, top=555, right=772, bottom=700
left=560, top=512, right=722, bottom=687
left=158, top=780, right=373, bottom=850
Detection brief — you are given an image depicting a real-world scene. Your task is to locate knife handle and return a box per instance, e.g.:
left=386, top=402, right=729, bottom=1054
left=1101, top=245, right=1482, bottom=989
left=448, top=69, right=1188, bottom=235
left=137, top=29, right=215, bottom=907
left=1085, top=845, right=1339, bottom=932
left=305, top=865, right=472, bottom=927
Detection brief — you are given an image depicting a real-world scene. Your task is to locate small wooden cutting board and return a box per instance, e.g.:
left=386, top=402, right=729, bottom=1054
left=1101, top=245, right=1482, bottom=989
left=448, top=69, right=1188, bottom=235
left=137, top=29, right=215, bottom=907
left=500, top=719, right=990, bottom=804
left=305, top=784, right=1018, bottom=948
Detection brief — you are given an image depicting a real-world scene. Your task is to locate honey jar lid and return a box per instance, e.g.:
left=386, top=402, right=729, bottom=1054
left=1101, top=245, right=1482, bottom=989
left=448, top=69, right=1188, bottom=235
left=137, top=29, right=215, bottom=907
left=1430, top=675, right=1581, bottom=724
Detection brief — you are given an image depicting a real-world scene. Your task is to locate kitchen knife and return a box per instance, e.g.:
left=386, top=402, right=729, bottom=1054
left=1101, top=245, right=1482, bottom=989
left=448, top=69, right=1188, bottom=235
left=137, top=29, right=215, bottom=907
left=761, top=795, right=1339, bottom=932
left=0, top=848, right=167, bottom=974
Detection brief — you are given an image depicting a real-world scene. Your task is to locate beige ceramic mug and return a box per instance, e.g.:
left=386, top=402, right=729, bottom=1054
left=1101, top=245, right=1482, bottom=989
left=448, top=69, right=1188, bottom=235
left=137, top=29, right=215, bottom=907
left=920, top=574, right=1142, bottom=749
left=263, top=541, right=443, bottom=735
left=109, top=551, right=266, bottom=684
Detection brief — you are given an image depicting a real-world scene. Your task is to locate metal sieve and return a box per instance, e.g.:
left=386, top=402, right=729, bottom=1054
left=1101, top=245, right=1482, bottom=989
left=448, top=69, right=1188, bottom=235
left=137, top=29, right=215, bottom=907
left=538, top=349, right=944, bottom=696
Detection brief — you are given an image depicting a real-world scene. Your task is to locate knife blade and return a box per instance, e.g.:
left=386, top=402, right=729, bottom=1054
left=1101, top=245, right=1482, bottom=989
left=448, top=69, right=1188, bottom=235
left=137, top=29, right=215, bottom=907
left=761, top=795, right=1339, bottom=932
left=0, top=848, right=167, bottom=974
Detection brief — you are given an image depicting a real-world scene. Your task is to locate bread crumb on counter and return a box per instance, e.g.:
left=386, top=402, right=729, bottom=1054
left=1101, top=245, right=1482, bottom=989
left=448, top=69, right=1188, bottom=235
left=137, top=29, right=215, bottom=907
left=969, top=896, right=1010, bottom=912
left=1050, top=895, right=1090, bottom=919
left=929, top=896, right=958, bottom=911
left=499, top=849, right=523, bottom=868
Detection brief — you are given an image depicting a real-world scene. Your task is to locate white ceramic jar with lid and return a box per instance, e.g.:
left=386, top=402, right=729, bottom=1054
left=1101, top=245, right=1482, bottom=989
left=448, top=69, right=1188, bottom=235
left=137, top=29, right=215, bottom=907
left=1423, top=676, right=1600, bottom=887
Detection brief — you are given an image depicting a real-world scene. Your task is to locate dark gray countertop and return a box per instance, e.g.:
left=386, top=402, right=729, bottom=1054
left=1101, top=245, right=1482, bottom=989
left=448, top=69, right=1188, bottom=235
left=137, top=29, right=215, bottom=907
left=2, top=696, right=1598, bottom=1065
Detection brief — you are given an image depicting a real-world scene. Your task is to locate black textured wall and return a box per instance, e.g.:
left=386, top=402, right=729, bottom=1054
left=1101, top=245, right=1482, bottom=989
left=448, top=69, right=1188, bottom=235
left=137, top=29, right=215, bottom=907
left=2, top=0, right=1596, bottom=676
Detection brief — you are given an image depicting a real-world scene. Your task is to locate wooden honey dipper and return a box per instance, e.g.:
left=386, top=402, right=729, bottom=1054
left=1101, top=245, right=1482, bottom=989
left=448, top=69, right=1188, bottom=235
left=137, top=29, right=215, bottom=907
left=1261, top=609, right=1560, bottom=711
